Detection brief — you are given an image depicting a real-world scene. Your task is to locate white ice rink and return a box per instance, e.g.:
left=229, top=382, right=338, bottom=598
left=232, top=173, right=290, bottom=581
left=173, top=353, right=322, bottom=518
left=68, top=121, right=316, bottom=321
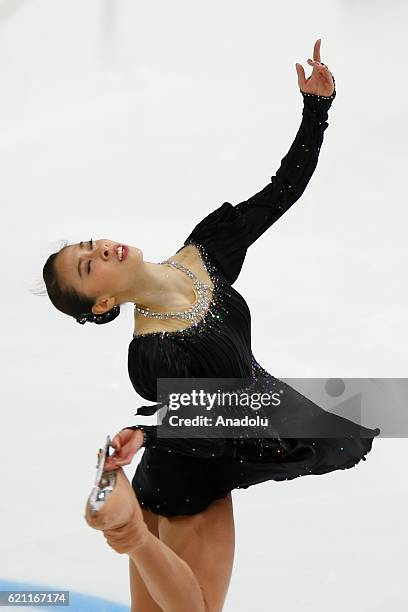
left=1, top=0, right=407, bottom=610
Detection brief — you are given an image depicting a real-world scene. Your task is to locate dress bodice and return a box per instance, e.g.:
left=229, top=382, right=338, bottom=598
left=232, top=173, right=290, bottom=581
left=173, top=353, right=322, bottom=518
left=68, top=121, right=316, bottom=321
left=128, top=239, right=257, bottom=404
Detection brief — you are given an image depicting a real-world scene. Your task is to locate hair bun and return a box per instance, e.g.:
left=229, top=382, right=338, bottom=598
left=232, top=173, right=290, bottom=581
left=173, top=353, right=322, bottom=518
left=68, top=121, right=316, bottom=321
left=75, top=305, right=120, bottom=325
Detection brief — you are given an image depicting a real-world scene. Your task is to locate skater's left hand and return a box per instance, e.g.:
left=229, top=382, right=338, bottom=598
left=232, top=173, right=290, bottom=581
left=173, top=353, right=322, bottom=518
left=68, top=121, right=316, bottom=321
left=296, top=38, right=335, bottom=97
left=102, top=428, right=144, bottom=471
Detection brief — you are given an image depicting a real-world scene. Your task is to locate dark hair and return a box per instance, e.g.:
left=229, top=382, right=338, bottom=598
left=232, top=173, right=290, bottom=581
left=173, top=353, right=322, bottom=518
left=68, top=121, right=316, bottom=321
left=34, top=240, right=120, bottom=326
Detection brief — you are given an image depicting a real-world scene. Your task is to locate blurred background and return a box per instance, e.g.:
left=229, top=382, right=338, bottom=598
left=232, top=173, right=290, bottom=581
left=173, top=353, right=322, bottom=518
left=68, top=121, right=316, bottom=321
left=0, top=0, right=407, bottom=610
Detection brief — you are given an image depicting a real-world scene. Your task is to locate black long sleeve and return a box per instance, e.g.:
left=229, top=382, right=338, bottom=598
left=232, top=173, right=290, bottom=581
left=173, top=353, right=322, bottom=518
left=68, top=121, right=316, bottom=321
left=234, top=88, right=336, bottom=248
left=183, top=87, right=336, bottom=285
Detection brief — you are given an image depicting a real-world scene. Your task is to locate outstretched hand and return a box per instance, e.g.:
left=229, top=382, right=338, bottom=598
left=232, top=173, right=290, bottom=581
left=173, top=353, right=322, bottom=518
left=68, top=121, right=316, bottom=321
left=296, top=38, right=335, bottom=97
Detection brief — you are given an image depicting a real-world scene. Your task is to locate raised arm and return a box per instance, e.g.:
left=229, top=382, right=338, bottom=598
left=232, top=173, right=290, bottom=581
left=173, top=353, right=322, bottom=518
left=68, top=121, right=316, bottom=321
left=182, top=40, right=336, bottom=285
left=235, top=39, right=336, bottom=248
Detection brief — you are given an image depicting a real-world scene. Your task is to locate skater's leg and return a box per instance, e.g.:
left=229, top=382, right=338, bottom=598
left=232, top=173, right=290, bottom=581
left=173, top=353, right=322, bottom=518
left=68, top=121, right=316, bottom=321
left=157, top=493, right=235, bottom=612
left=128, top=507, right=162, bottom=612
left=86, top=468, right=224, bottom=612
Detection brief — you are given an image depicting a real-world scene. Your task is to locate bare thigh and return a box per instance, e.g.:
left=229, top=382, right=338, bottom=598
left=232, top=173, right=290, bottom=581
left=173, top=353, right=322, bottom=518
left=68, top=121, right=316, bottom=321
left=158, top=493, right=235, bottom=612
left=129, top=507, right=162, bottom=612
left=129, top=495, right=235, bottom=612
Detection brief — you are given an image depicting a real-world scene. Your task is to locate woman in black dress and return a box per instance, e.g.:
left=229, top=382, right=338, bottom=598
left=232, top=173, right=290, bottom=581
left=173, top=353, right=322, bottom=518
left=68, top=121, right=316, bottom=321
left=42, top=40, right=379, bottom=611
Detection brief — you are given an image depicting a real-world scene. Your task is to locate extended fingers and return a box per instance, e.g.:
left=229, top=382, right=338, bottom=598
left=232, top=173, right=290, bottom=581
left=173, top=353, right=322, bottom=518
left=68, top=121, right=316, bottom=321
left=313, top=38, right=321, bottom=63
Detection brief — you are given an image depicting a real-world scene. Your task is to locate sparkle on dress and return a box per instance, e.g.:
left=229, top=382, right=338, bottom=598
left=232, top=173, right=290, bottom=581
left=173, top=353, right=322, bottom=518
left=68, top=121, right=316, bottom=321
left=132, top=240, right=227, bottom=340
left=125, top=84, right=380, bottom=518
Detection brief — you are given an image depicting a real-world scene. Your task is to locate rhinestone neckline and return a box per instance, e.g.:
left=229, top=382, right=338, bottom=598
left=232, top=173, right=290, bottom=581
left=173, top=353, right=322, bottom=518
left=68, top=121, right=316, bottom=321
left=132, top=241, right=221, bottom=340
left=134, top=259, right=213, bottom=321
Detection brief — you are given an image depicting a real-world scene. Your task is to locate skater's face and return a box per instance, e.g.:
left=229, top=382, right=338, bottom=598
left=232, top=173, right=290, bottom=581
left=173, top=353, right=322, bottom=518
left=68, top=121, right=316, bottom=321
left=54, top=239, right=143, bottom=307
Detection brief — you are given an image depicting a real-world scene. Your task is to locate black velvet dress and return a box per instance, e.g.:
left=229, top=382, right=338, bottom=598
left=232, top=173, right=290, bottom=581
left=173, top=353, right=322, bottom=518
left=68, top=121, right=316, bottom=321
left=126, top=86, right=380, bottom=517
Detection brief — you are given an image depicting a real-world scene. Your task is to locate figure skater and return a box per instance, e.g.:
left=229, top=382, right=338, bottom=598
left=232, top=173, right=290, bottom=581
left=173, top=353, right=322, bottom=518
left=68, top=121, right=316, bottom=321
left=41, top=39, right=379, bottom=612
